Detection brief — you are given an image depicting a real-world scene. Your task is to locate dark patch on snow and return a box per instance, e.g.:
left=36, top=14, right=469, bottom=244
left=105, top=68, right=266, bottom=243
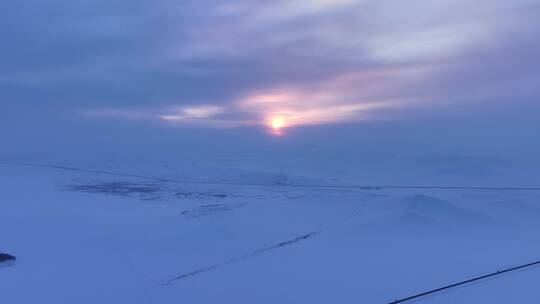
left=66, top=182, right=162, bottom=200
left=0, top=253, right=16, bottom=263
left=181, top=203, right=244, bottom=219
left=175, top=191, right=228, bottom=200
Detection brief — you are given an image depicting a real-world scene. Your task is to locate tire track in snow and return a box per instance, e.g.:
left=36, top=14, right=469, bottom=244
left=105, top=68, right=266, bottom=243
left=163, top=210, right=364, bottom=284
left=163, top=230, right=321, bottom=284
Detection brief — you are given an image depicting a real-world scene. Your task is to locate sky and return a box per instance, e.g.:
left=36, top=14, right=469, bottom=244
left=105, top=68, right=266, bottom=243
left=2, top=0, right=540, bottom=161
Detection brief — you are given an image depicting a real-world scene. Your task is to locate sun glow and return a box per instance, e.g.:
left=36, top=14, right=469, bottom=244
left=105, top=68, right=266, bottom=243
left=270, top=116, right=286, bottom=130
left=267, top=116, right=287, bottom=135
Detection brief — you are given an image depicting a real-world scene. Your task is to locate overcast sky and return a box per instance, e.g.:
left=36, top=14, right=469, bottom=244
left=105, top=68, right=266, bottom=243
left=2, top=0, right=540, bottom=160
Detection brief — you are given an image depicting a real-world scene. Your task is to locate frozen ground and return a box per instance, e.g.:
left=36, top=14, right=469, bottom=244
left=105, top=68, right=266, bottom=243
left=1, top=156, right=540, bottom=303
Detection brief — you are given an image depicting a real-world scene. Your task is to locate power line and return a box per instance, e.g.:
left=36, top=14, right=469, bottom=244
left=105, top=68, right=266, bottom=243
left=389, top=258, right=540, bottom=303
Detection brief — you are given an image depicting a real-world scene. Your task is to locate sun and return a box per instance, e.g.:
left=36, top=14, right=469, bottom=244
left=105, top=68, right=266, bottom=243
left=270, top=116, right=286, bottom=130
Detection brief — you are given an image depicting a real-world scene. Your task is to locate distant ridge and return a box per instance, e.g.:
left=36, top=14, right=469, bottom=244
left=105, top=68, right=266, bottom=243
left=2, top=161, right=540, bottom=192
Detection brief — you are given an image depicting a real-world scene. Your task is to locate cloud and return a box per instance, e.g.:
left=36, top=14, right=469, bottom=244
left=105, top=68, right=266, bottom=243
left=84, top=65, right=415, bottom=129
left=160, top=105, right=225, bottom=121
left=2, top=0, right=540, bottom=134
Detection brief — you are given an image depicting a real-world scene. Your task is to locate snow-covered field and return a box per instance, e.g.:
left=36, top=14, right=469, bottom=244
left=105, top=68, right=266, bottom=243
left=2, top=156, right=540, bottom=303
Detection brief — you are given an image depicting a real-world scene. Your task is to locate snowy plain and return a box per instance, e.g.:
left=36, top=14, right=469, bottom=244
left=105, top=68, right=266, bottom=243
left=2, top=155, right=540, bottom=303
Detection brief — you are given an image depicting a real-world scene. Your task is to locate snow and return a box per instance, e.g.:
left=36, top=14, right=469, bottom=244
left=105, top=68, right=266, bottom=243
left=2, top=156, right=540, bottom=303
